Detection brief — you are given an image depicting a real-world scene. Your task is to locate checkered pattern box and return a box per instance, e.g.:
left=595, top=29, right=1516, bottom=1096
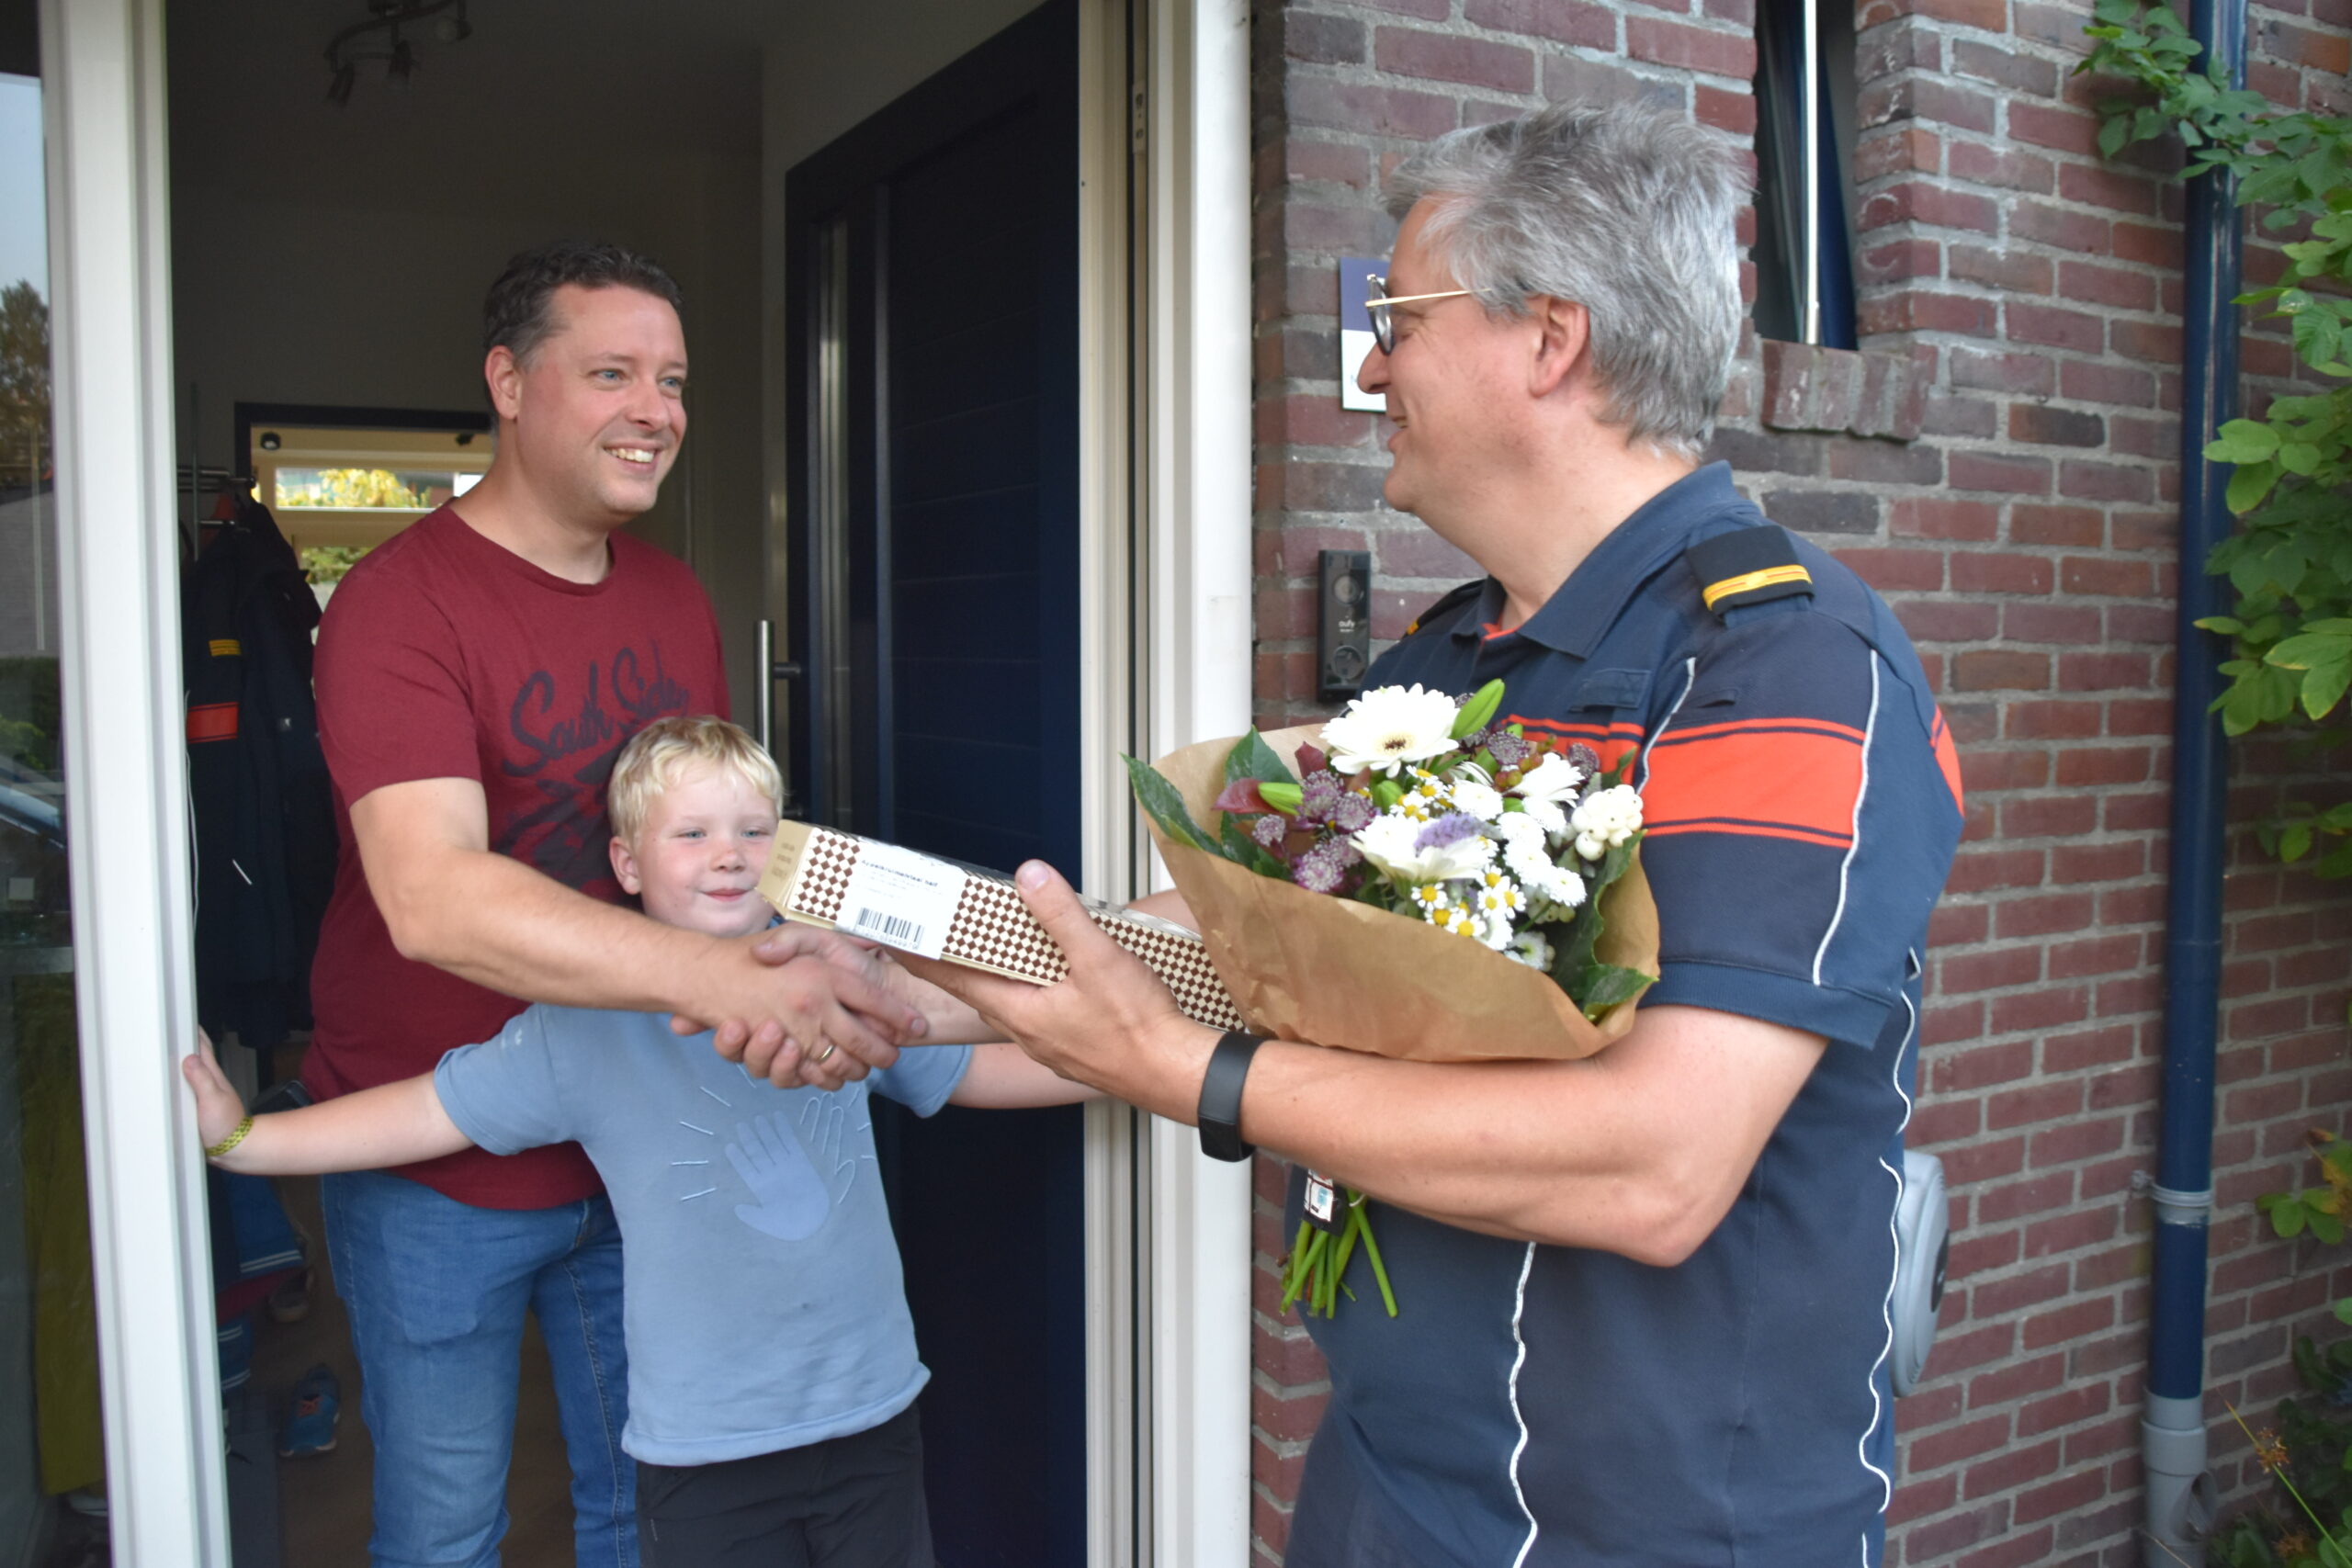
left=757, top=821, right=1249, bottom=1033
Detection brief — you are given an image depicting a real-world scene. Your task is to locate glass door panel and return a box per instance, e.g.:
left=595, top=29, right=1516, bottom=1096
left=0, top=6, right=111, bottom=1562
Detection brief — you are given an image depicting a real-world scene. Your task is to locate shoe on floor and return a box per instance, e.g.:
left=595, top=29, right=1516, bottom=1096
left=279, top=1364, right=340, bottom=1458
left=266, top=1267, right=311, bottom=1325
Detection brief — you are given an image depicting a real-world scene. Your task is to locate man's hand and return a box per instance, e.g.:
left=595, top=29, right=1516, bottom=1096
left=675, top=925, right=931, bottom=1091
left=896, top=862, right=1216, bottom=1117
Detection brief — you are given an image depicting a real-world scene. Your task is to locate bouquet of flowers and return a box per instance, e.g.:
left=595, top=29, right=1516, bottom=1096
left=1125, top=679, right=1659, bottom=1318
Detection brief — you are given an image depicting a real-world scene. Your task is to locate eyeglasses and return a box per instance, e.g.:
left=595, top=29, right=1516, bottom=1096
left=1364, top=275, right=1475, bottom=354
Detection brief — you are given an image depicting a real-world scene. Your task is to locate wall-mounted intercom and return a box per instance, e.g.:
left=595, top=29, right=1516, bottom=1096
left=1317, top=549, right=1373, bottom=702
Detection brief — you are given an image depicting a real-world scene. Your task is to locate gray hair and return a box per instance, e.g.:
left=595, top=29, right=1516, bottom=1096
left=1385, top=103, right=1745, bottom=458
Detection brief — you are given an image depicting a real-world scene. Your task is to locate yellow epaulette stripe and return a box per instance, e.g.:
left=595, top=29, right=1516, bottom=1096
left=209, top=637, right=242, bottom=658
left=1701, top=564, right=1811, bottom=611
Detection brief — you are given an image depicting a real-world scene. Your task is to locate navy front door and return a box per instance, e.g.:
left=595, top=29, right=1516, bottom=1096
left=785, top=6, right=1086, bottom=1563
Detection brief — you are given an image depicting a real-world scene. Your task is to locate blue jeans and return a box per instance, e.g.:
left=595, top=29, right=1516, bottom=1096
left=322, top=1169, right=636, bottom=1568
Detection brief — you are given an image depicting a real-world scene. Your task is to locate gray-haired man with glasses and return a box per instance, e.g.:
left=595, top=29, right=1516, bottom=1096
left=735, top=103, right=1962, bottom=1568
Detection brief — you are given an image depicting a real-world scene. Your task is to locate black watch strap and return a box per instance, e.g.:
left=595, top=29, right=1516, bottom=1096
left=1196, top=1031, right=1264, bottom=1163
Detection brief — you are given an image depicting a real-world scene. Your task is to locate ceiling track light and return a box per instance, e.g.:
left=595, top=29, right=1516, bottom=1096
left=323, top=0, right=470, bottom=105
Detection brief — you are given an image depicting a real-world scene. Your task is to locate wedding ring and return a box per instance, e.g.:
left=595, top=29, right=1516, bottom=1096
left=813, top=1043, right=838, bottom=1064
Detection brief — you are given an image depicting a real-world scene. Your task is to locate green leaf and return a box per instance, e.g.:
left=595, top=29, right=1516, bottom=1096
left=2098, top=115, right=2132, bottom=159
left=2313, top=1209, right=2347, bottom=1246
left=2284, top=823, right=2316, bottom=863
left=1575, top=963, right=1657, bottom=1018
left=2211, top=418, right=2282, bottom=463
left=1123, top=754, right=1227, bottom=858
left=2227, top=459, right=2282, bottom=514
left=1225, top=727, right=1296, bottom=788
left=2303, top=659, right=2352, bottom=720
left=2273, top=1196, right=2312, bottom=1238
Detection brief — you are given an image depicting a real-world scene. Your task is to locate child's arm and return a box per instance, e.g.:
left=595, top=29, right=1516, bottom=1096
left=948, top=1043, right=1103, bottom=1109
left=183, top=1032, right=474, bottom=1176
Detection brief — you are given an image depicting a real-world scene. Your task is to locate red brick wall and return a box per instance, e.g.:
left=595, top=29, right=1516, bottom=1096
left=1245, top=0, right=2352, bottom=1562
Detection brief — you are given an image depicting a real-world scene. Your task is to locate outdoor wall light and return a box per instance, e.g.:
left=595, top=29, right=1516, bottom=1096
left=324, top=0, right=471, bottom=106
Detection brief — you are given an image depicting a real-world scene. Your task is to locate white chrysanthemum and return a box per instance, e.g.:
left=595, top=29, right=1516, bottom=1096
left=1410, top=885, right=1453, bottom=915
left=1321, top=684, right=1464, bottom=776
left=1512, top=751, right=1586, bottom=806
left=1493, top=812, right=1548, bottom=851
left=1353, top=812, right=1495, bottom=883
left=1478, top=914, right=1516, bottom=951
left=1449, top=779, right=1505, bottom=821
left=1507, top=929, right=1555, bottom=970
left=1506, top=843, right=1586, bottom=908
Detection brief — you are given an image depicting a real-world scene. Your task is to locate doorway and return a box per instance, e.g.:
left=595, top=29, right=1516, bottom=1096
left=784, top=6, right=1088, bottom=1562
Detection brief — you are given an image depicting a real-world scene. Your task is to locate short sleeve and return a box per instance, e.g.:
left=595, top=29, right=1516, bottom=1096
left=313, top=549, right=483, bottom=802
left=433, top=1008, right=578, bottom=1155
left=869, top=1043, right=973, bottom=1118
left=1635, top=608, right=1960, bottom=1049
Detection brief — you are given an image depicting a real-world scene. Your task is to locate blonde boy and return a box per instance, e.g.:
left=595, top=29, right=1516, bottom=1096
left=187, top=716, right=1080, bottom=1568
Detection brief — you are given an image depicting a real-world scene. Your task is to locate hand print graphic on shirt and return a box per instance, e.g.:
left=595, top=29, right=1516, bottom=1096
left=722, top=1091, right=874, bottom=1243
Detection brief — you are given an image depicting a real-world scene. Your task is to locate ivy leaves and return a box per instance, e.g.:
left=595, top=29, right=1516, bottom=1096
left=2088, top=0, right=2352, bottom=874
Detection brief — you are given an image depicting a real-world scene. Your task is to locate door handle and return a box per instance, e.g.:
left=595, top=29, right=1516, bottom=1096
left=755, top=619, right=806, bottom=815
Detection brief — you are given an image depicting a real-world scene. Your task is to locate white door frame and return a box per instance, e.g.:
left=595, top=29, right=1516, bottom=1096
left=39, top=0, right=232, bottom=1562
left=40, top=0, right=1254, bottom=1558
left=1072, top=0, right=1252, bottom=1564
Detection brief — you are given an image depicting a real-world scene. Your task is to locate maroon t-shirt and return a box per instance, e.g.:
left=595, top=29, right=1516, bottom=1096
left=306, top=505, right=729, bottom=1210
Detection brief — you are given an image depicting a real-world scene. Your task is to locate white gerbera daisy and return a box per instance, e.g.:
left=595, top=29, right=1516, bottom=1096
left=1321, top=684, right=1464, bottom=776
left=1352, top=811, right=1495, bottom=884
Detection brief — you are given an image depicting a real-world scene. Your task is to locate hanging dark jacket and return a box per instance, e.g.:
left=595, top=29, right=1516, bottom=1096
left=183, top=495, right=337, bottom=1050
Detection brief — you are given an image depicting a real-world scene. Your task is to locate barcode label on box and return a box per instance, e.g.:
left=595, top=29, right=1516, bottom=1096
left=835, top=841, right=966, bottom=961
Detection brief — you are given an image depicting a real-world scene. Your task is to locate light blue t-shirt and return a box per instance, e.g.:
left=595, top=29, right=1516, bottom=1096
left=434, top=1005, right=971, bottom=1466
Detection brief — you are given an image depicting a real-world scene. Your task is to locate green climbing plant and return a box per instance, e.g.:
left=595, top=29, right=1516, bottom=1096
left=2085, top=0, right=2352, bottom=874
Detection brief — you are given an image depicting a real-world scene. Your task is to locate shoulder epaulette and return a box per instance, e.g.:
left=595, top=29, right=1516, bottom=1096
left=1403, top=580, right=1486, bottom=638
left=1687, top=525, right=1813, bottom=617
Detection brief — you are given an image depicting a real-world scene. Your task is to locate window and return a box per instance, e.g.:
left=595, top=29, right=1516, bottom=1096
left=1752, top=0, right=1861, bottom=349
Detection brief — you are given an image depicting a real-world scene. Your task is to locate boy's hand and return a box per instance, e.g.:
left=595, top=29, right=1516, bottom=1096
left=181, top=1030, right=252, bottom=1154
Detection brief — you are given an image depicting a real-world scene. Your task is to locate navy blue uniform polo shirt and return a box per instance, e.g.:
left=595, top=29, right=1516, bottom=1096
left=1288, top=463, right=1962, bottom=1568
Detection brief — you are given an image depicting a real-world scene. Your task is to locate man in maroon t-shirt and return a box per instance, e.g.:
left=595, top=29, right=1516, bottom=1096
left=308, top=242, right=924, bottom=1568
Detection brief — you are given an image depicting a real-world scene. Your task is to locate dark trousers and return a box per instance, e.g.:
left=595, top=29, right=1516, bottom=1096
left=637, top=1404, right=933, bottom=1568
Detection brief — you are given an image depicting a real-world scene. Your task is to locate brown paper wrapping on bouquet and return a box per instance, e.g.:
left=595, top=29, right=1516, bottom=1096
left=1144, top=725, right=1660, bottom=1063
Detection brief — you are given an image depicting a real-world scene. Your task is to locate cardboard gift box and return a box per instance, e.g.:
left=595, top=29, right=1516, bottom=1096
left=756, top=819, right=1249, bottom=1032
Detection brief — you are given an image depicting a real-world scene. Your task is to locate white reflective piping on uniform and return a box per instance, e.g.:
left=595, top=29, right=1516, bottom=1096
left=1814, top=654, right=1882, bottom=985
left=1506, top=1241, right=1540, bottom=1567
left=1860, top=976, right=1918, bottom=1527
left=1637, top=658, right=1698, bottom=790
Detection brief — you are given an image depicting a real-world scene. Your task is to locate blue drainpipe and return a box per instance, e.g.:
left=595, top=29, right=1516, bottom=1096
left=2141, top=0, right=2245, bottom=1557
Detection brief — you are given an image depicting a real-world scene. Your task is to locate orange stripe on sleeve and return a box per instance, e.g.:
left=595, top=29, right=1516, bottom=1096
left=187, top=702, right=239, bottom=743
left=1509, top=714, right=1645, bottom=774
left=1931, top=708, right=1964, bottom=812
left=1641, top=728, right=1863, bottom=847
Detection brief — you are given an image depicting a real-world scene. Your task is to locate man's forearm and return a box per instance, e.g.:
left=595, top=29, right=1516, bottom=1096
left=379, top=844, right=724, bottom=1016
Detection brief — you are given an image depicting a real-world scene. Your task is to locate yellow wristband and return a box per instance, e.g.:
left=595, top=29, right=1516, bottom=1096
left=205, top=1115, right=255, bottom=1160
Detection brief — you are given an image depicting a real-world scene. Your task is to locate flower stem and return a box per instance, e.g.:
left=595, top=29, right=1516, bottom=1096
left=1352, top=1196, right=1399, bottom=1317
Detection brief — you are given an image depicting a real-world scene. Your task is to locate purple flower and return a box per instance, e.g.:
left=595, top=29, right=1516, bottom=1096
left=1330, top=793, right=1375, bottom=833
left=1413, top=812, right=1482, bottom=852
left=1252, top=814, right=1290, bottom=849
left=1566, top=742, right=1602, bottom=778
left=1487, top=731, right=1534, bottom=770
left=1297, top=769, right=1345, bottom=824
left=1292, top=840, right=1351, bottom=895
